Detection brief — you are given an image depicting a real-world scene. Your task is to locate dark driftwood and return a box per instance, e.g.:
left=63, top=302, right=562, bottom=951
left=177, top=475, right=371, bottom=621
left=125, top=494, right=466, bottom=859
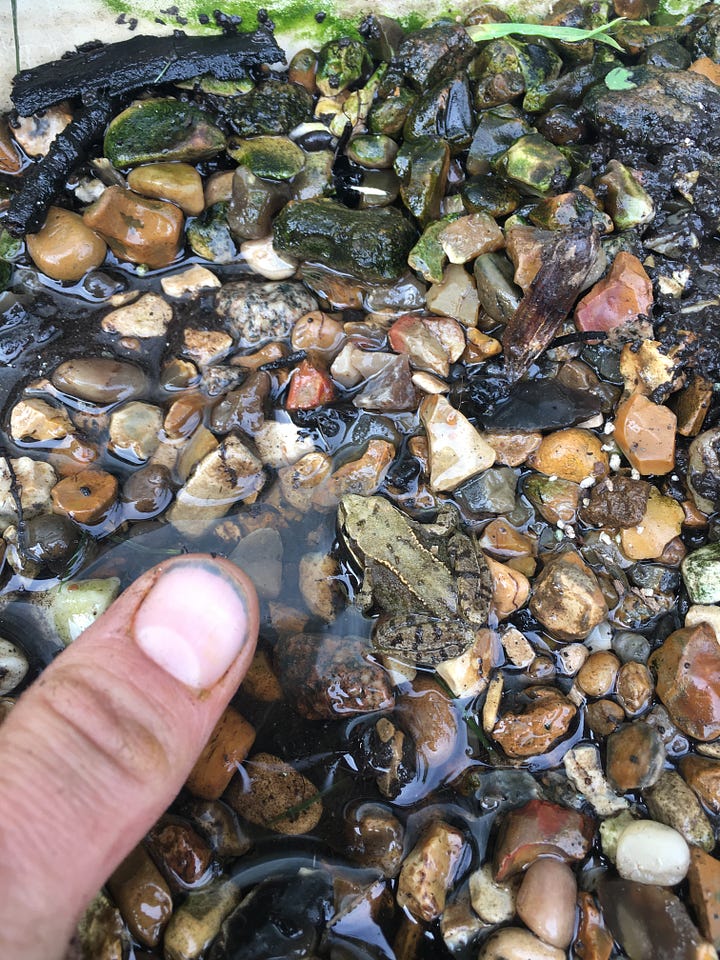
left=5, top=98, right=113, bottom=236
left=502, top=228, right=600, bottom=383
left=11, top=29, right=285, bottom=116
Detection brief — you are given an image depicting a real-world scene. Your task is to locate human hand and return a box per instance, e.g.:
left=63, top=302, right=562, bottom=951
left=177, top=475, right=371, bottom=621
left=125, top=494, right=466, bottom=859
left=0, top=555, right=259, bottom=960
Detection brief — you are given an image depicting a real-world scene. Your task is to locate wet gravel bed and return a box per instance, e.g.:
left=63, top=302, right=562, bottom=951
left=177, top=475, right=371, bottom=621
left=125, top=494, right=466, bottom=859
left=1, top=4, right=720, bottom=960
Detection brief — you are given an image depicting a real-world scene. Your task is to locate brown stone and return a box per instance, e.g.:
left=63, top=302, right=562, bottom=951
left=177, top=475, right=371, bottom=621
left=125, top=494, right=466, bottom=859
left=396, top=820, right=465, bottom=922
left=687, top=847, right=720, bottom=948
left=83, top=185, right=184, bottom=269
left=492, top=686, right=577, bottom=759
left=606, top=721, right=666, bottom=791
left=530, top=551, right=608, bottom=641
left=487, top=557, right=531, bottom=619
left=146, top=819, right=212, bottom=888
left=274, top=633, right=394, bottom=721
left=680, top=755, right=720, bottom=814
left=0, top=116, right=22, bottom=173
left=575, top=891, right=613, bottom=960
left=526, top=428, right=609, bottom=483
left=478, top=519, right=535, bottom=560
left=516, top=859, right=577, bottom=949
left=614, top=394, right=677, bottom=476
left=51, top=468, right=118, bottom=524
left=586, top=698, right=626, bottom=737
left=649, top=623, right=720, bottom=742
left=493, top=798, right=594, bottom=881
left=690, top=57, right=720, bottom=86
left=577, top=650, right=620, bottom=698
left=26, top=207, right=106, bottom=282
left=107, top=845, right=172, bottom=948
left=397, top=676, right=458, bottom=768
left=164, top=392, right=206, bottom=439
left=127, top=162, right=205, bottom=216
left=580, top=475, right=651, bottom=529
left=524, top=475, right=580, bottom=525
left=225, top=752, right=322, bottom=835
left=185, top=707, right=256, bottom=800
left=574, top=252, right=653, bottom=334
left=620, top=488, right=685, bottom=561
left=483, top=430, right=542, bottom=466
left=616, top=661, right=654, bottom=716
left=677, top=376, right=714, bottom=437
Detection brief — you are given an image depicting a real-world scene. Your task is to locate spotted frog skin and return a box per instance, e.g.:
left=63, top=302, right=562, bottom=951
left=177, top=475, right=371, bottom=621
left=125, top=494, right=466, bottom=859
left=337, top=494, right=493, bottom=666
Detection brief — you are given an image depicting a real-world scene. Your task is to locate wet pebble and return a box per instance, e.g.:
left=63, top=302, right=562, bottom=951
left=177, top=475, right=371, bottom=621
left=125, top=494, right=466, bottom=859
left=274, top=633, right=394, bottom=720
left=682, top=543, right=720, bottom=605
left=146, top=818, right=213, bottom=889
left=344, top=802, right=405, bottom=877
left=0, top=457, right=57, bottom=525
left=0, top=638, right=29, bottom=695
left=396, top=820, right=465, bottom=922
left=101, top=292, right=173, bottom=338
left=526, top=427, right=609, bottom=483
left=491, top=686, right=577, bottom=759
left=397, top=676, right=459, bottom=768
left=649, top=623, right=720, bottom=741
left=616, top=660, right=654, bottom=716
left=516, top=858, right=577, bottom=949
left=457, top=466, right=518, bottom=515
left=109, top=402, right=163, bottom=462
left=185, top=706, right=255, bottom=801
left=612, top=630, right=652, bottom=663
left=679, top=755, right=720, bottom=814
left=26, top=206, right=107, bottom=281
left=614, top=393, right=677, bottom=476
left=163, top=878, right=242, bottom=960
left=493, top=798, right=594, bottom=881
left=468, top=862, right=518, bottom=924
left=530, top=552, right=608, bottom=641
left=479, top=927, right=565, bottom=960
left=52, top=357, right=148, bottom=405
left=215, top=280, right=318, bottom=347
left=22, top=513, right=81, bottom=568
left=184, top=799, right=252, bottom=860
left=687, top=847, right=720, bottom=949
left=107, top=844, right=173, bottom=948
left=84, top=185, right=185, bottom=268
left=615, top=819, right=690, bottom=886
left=644, top=769, right=715, bottom=851
left=225, top=752, right=322, bottom=835
left=576, top=650, right=620, bottom=698
left=10, top=397, right=73, bottom=442
left=580, top=475, right=651, bottom=529
left=51, top=468, right=118, bottom=525
left=419, top=394, right=496, bottom=491
left=606, top=721, right=666, bottom=791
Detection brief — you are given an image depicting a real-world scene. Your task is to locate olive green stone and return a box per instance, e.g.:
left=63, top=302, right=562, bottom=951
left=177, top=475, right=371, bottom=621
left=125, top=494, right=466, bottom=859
left=227, top=136, right=306, bottom=181
left=228, top=167, right=287, bottom=241
left=291, top=150, right=335, bottom=202
left=187, top=203, right=237, bottom=264
left=346, top=135, right=399, bottom=169
left=226, top=81, right=314, bottom=137
left=473, top=252, right=523, bottom=324
left=596, top=159, right=655, bottom=231
left=466, top=105, right=534, bottom=176
left=403, top=76, right=475, bottom=153
left=316, top=38, right=372, bottom=96
left=104, top=98, right=226, bottom=168
left=495, top=133, right=572, bottom=196
left=369, top=87, right=417, bottom=136
left=408, top=214, right=460, bottom=283
left=682, top=543, right=720, bottom=604
left=355, top=169, right=401, bottom=209
left=273, top=198, right=417, bottom=283
left=461, top=175, right=520, bottom=218
left=395, top=136, right=450, bottom=227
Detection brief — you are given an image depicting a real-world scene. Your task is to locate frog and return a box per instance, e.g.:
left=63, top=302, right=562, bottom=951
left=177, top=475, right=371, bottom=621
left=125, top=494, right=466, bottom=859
left=337, top=493, right=493, bottom=666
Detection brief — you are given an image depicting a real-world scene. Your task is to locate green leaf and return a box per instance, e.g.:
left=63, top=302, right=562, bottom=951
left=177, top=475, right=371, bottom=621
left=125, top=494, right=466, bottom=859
left=604, top=66, right=638, bottom=90
left=466, top=17, right=626, bottom=52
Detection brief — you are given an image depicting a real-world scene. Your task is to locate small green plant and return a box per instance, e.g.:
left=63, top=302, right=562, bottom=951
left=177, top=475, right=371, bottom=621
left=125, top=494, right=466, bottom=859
left=466, top=17, right=626, bottom=51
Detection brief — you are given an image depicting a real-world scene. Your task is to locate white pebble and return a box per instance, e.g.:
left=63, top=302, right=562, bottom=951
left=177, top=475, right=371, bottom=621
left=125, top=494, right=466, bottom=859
left=241, top=235, right=298, bottom=280
left=616, top=819, right=690, bottom=886
left=585, top=620, right=613, bottom=652
left=0, top=638, right=29, bottom=695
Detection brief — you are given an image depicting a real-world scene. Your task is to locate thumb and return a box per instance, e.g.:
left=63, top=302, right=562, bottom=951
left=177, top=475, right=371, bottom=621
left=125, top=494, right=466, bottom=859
left=0, top=554, right=259, bottom=960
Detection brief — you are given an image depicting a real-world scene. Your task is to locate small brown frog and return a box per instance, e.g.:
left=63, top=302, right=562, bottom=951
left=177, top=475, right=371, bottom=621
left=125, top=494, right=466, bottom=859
left=337, top=494, right=493, bottom=666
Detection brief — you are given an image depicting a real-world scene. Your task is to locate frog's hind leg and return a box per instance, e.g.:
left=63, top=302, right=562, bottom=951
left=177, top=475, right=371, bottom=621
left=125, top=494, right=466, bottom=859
left=447, top=532, right=493, bottom=626
left=372, top=616, right=476, bottom=667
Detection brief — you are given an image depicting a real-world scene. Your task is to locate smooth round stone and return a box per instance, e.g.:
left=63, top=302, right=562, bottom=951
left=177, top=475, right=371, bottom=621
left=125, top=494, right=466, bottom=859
left=516, top=858, right=577, bottom=949
left=23, top=513, right=81, bottom=567
left=26, top=206, right=107, bottom=282
left=612, top=630, right=652, bottom=664
left=0, top=638, right=29, bottom=695
left=615, top=819, right=690, bottom=886
left=52, top=357, right=148, bottom=405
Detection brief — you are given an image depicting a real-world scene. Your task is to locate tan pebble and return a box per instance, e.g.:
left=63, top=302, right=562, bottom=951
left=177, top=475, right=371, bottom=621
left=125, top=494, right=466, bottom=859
left=231, top=342, right=288, bottom=370
left=479, top=927, right=565, bottom=960
left=102, top=292, right=173, bottom=338
left=299, top=550, right=342, bottom=620
left=83, top=185, right=184, bottom=269
left=676, top=375, right=713, bottom=438
left=527, top=427, right=609, bottom=483
left=479, top=519, right=534, bottom=560
left=127, top=161, right=205, bottom=215
left=487, top=557, right=530, bottom=619
left=291, top=311, right=345, bottom=357
left=501, top=626, right=535, bottom=668
left=164, top=393, right=206, bottom=440
left=649, top=623, right=720, bottom=742
left=616, top=661, right=654, bottom=716
left=619, top=340, right=679, bottom=398
left=278, top=451, right=333, bottom=511
left=26, top=206, right=106, bottom=281
left=182, top=329, right=233, bottom=367
left=557, top=642, right=589, bottom=676
left=185, top=706, right=255, bottom=800
left=687, top=846, right=720, bottom=948
left=689, top=57, right=720, bottom=85
left=396, top=820, right=465, bottom=922
left=463, top=328, right=502, bottom=363
left=483, top=430, right=542, bottom=467
left=420, top=395, right=496, bottom=491
left=614, top=394, right=677, bottom=476
left=492, top=686, right=576, bottom=759
left=468, top=862, right=518, bottom=924
left=48, top=435, right=100, bottom=477
left=107, top=845, right=172, bottom=948
left=679, top=755, right=720, bottom=814
left=241, top=649, right=283, bottom=702
left=51, top=468, right=118, bottom=524
left=161, top=264, right=221, bottom=298
left=516, top=858, right=577, bottom=949
left=225, top=752, right=322, bottom=834
left=397, top=677, right=459, bottom=767
left=315, top=439, right=395, bottom=508
left=577, top=650, right=620, bottom=698
left=530, top=552, right=608, bottom=641
left=644, top=769, right=715, bottom=851
left=13, top=102, right=73, bottom=156
left=10, top=398, right=73, bottom=442
left=204, top=169, right=234, bottom=206
left=108, top=402, right=163, bottom=462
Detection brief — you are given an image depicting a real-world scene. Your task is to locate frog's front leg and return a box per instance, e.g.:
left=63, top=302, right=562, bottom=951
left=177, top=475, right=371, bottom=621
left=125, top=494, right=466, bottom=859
left=372, top=614, right=477, bottom=666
